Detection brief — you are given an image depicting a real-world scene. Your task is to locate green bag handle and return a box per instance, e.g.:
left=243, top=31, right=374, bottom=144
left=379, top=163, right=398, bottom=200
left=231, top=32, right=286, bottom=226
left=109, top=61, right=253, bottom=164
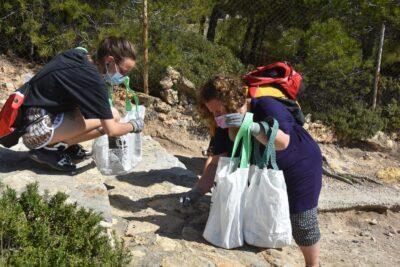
left=253, top=119, right=280, bottom=170
left=253, top=123, right=271, bottom=167
left=230, top=112, right=253, bottom=168
left=107, top=84, right=114, bottom=107
left=261, top=119, right=279, bottom=170
left=123, top=76, right=139, bottom=113
left=107, top=76, right=139, bottom=113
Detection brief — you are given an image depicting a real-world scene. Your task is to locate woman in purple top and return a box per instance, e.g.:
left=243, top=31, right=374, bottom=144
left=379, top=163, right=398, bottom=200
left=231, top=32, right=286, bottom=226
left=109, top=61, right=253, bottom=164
left=182, top=75, right=323, bottom=267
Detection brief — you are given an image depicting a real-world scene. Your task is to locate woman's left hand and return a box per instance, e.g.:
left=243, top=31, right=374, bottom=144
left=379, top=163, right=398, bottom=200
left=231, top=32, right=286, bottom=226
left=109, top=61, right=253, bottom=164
left=224, top=113, right=244, bottom=128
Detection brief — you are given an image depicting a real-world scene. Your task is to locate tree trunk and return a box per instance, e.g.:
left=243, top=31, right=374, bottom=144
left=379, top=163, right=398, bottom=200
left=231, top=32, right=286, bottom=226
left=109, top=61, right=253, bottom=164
left=206, top=5, right=222, bottom=42
left=142, top=0, right=149, bottom=95
left=372, top=23, right=385, bottom=109
left=361, top=28, right=377, bottom=61
left=199, top=15, right=206, bottom=36
left=249, top=21, right=266, bottom=65
left=240, top=17, right=254, bottom=63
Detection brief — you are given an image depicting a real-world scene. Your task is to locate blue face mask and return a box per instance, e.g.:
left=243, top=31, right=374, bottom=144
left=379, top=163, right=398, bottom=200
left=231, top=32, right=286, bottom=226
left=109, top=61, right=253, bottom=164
left=105, top=62, right=126, bottom=85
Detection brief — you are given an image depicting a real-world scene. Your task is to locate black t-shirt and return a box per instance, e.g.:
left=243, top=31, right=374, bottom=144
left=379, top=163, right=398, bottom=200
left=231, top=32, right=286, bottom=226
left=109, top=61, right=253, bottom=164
left=23, top=49, right=113, bottom=120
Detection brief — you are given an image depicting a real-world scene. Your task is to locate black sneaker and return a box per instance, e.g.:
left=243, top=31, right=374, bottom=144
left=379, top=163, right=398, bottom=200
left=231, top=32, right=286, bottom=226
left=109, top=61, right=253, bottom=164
left=64, top=144, right=92, bottom=161
left=29, top=148, right=76, bottom=172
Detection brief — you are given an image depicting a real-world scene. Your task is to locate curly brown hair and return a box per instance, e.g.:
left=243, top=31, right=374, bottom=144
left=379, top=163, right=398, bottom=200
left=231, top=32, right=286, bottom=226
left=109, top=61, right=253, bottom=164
left=197, top=75, right=247, bottom=134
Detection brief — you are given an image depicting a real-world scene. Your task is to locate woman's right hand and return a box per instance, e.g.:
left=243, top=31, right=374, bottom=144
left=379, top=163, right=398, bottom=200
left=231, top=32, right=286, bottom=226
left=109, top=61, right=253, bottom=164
left=129, top=118, right=144, bottom=133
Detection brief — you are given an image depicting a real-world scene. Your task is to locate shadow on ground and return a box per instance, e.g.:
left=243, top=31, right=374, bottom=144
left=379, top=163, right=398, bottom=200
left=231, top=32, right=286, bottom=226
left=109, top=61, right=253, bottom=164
left=115, top=167, right=197, bottom=188
left=110, top=165, right=264, bottom=254
left=0, top=147, right=95, bottom=175
left=175, top=155, right=206, bottom=176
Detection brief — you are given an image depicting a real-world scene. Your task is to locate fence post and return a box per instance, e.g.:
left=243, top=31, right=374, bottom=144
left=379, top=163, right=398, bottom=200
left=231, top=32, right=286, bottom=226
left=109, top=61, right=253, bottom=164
left=372, top=23, right=385, bottom=109
left=143, top=0, right=149, bottom=95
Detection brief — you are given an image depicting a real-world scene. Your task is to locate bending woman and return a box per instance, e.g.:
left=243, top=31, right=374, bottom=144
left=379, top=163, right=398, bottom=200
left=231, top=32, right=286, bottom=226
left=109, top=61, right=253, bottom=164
left=182, top=75, right=323, bottom=267
left=21, top=36, right=143, bottom=172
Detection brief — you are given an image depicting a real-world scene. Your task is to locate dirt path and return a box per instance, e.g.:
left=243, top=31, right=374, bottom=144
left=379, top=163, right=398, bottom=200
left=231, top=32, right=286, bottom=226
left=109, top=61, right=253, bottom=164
left=105, top=136, right=400, bottom=266
left=170, top=147, right=400, bottom=266
left=2, top=54, right=399, bottom=266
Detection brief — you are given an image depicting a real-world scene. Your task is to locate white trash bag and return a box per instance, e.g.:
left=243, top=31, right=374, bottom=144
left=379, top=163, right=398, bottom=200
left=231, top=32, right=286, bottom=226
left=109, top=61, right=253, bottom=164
left=203, top=112, right=253, bottom=249
left=244, top=120, right=292, bottom=248
left=92, top=105, right=145, bottom=176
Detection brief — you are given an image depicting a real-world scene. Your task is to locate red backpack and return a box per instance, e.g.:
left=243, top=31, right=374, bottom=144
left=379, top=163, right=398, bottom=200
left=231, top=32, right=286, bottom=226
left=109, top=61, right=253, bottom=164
left=0, top=90, right=25, bottom=137
left=243, top=61, right=303, bottom=100
left=243, top=62, right=306, bottom=126
left=0, top=83, right=33, bottom=147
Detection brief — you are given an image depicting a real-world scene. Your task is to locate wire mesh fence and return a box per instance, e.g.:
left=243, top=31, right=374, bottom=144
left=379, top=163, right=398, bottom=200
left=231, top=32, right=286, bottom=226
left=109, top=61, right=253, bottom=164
left=204, top=0, right=400, bottom=105
left=0, top=0, right=399, bottom=137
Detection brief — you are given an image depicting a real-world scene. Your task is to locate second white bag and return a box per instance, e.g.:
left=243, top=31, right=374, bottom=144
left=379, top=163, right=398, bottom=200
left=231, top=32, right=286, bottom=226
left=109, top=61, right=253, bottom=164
left=244, top=120, right=292, bottom=248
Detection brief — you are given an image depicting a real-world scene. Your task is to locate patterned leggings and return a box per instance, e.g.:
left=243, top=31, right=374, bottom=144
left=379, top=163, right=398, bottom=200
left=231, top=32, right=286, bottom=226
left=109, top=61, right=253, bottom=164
left=290, top=207, right=320, bottom=246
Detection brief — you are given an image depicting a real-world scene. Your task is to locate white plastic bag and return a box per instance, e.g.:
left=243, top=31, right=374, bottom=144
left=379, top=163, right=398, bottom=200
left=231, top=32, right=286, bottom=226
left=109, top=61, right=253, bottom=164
left=203, top=113, right=253, bottom=249
left=244, top=120, right=292, bottom=248
left=92, top=106, right=145, bottom=175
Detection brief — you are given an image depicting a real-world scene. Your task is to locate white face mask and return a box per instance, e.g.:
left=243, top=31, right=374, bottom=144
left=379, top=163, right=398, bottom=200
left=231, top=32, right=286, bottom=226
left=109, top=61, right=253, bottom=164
left=105, top=62, right=126, bottom=85
left=214, top=115, right=229, bottom=129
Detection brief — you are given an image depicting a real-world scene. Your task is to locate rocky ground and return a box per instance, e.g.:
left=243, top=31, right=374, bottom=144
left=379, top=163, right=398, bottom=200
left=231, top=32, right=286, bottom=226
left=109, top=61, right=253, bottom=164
left=1, top=55, right=400, bottom=266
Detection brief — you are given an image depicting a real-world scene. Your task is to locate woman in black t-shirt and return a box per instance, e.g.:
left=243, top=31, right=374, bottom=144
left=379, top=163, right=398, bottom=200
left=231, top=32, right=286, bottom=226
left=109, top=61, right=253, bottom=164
left=21, top=36, right=143, bottom=172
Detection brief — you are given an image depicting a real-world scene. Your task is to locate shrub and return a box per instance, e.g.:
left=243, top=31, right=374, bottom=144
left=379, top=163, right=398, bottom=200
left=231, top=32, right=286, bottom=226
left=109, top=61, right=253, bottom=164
left=130, top=29, right=245, bottom=98
left=382, top=99, right=400, bottom=134
left=314, top=101, right=385, bottom=141
left=0, top=183, right=131, bottom=266
left=378, top=76, right=400, bottom=134
left=0, top=1, right=131, bottom=60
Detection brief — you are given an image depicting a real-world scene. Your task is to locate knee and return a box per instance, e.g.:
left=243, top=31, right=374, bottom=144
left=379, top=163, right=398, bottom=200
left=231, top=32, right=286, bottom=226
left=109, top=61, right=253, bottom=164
left=291, top=208, right=321, bottom=247
left=111, top=107, right=121, bottom=122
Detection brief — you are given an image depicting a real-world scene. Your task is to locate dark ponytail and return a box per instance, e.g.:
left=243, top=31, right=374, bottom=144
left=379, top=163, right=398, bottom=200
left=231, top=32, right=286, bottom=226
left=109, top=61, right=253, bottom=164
left=96, top=36, right=136, bottom=64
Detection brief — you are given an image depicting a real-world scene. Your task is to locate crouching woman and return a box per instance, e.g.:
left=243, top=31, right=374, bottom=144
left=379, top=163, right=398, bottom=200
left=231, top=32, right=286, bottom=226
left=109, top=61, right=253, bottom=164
left=182, top=75, right=323, bottom=267
left=21, top=36, right=143, bottom=171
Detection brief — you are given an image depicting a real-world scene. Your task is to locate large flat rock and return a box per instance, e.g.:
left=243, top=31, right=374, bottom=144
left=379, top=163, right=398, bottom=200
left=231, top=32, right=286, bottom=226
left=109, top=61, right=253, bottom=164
left=319, top=177, right=400, bottom=212
left=0, top=135, right=197, bottom=225
left=0, top=141, right=113, bottom=222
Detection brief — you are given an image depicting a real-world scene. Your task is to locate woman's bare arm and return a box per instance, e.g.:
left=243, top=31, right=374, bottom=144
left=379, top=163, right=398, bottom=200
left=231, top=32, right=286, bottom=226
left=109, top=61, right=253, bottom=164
left=195, top=153, right=227, bottom=194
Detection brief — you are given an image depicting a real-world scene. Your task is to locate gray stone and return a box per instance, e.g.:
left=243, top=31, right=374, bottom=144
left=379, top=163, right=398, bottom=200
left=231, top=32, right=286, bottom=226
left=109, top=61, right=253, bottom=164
left=135, top=136, right=192, bottom=173
left=384, top=232, right=394, bottom=237
left=180, top=76, right=195, bottom=91
left=160, top=76, right=174, bottom=90
left=166, top=66, right=181, bottom=81
left=369, top=219, right=378, bottom=225
left=366, top=131, right=398, bottom=152
left=1, top=82, right=14, bottom=90
left=359, top=230, right=372, bottom=237
left=160, top=89, right=179, bottom=105
left=136, top=92, right=159, bottom=107
left=154, top=100, right=172, bottom=114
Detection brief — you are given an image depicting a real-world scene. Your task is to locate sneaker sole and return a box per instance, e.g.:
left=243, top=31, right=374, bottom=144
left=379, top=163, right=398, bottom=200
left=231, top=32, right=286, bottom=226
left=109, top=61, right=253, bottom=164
left=29, top=153, right=76, bottom=172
